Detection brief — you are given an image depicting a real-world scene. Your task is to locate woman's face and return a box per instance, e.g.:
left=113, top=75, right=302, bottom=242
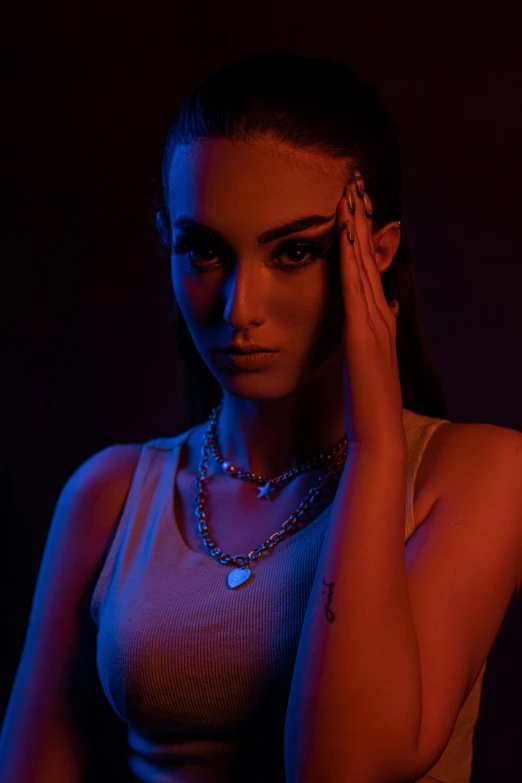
left=167, top=137, right=351, bottom=400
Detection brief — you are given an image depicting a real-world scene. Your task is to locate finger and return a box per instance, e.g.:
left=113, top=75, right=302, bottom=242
left=344, top=180, right=377, bottom=312
left=349, top=173, right=385, bottom=318
left=350, top=171, right=397, bottom=329
left=339, top=187, right=374, bottom=322
left=336, top=191, right=369, bottom=325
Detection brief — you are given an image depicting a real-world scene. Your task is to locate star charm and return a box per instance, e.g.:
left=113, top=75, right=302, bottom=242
left=257, top=481, right=273, bottom=499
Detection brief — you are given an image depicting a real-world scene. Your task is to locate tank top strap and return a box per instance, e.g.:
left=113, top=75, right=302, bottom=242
left=402, top=408, right=451, bottom=541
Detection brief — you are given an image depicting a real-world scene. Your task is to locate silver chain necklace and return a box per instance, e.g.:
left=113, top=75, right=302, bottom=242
left=194, top=399, right=349, bottom=589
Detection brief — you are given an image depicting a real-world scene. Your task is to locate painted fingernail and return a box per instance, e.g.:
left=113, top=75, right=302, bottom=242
left=344, top=185, right=356, bottom=215
left=363, top=192, right=373, bottom=218
left=345, top=219, right=355, bottom=244
left=353, top=168, right=365, bottom=198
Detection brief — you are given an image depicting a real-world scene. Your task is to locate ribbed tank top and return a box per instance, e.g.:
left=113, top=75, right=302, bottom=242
left=90, top=407, right=487, bottom=783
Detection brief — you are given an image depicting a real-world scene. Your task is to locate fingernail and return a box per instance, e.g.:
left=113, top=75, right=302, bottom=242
left=353, top=168, right=365, bottom=198
left=344, top=185, right=356, bottom=215
left=345, top=219, right=355, bottom=244
left=363, top=192, right=373, bottom=218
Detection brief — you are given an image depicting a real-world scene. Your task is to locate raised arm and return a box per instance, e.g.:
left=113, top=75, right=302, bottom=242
left=0, top=444, right=141, bottom=783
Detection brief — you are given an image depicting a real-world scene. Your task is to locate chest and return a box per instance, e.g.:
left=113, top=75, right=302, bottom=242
left=173, top=462, right=341, bottom=556
left=172, top=422, right=455, bottom=557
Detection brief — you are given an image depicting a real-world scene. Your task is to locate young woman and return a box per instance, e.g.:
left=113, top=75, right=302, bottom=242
left=2, top=52, right=521, bottom=783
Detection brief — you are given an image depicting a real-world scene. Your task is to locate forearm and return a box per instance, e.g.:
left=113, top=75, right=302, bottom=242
left=284, top=444, right=422, bottom=783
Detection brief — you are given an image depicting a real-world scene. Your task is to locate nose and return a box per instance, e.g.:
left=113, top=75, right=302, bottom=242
left=222, top=261, right=266, bottom=330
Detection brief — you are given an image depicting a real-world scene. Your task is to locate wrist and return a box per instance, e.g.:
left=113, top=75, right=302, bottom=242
left=346, top=438, right=408, bottom=464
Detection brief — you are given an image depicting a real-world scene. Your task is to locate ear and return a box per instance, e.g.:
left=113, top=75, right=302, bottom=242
left=155, top=207, right=171, bottom=248
left=371, top=222, right=402, bottom=276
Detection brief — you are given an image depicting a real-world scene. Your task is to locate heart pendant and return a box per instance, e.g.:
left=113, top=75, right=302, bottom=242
left=226, top=567, right=252, bottom=589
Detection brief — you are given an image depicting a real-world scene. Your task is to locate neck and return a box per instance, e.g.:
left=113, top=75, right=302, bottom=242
left=215, top=351, right=347, bottom=478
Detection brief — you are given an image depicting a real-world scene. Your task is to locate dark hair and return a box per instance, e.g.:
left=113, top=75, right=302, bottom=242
left=155, top=51, right=447, bottom=430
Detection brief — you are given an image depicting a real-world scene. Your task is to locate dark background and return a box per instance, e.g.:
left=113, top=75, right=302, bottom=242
left=6, top=0, right=522, bottom=779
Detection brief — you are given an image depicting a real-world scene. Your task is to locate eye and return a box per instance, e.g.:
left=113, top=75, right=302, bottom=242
left=276, top=241, right=325, bottom=270
left=171, top=238, right=224, bottom=268
left=171, top=239, right=218, bottom=265
left=171, top=236, right=333, bottom=273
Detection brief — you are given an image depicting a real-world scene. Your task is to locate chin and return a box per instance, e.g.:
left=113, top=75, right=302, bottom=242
left=219, top=378, right=293, bottom=402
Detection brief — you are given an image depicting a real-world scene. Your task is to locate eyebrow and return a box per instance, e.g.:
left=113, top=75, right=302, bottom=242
left=171, top=213, right=337, bottom=246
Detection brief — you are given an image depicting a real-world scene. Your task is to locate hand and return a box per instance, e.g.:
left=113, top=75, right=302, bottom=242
left=337, top=168, right=407, bottom=454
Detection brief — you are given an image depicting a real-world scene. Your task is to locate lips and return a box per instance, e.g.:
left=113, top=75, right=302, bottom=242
left=220, top=350, right=279, bottom=370
left=218, top=345, right=276, bottom=354
left=225, top=349, right=272, bottom=355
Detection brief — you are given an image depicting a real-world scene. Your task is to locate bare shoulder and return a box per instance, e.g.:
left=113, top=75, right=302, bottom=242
left=424, top=420, right=522, bottom=590
left=51, top=443, right=144, bottom=574
left=69, top=442, right=143, bottom=488
left=430, top=420, right=522, bottom=483
left=418, top=419, right=522, bottom=496
left=21, top=442, right=145, bottom=633
left=37, top=440, right=144, bottom=612
left=66, top=443, right=143, bottom=515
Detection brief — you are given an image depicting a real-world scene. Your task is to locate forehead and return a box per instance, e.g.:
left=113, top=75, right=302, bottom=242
left=167, top=138, right=349, bottom=228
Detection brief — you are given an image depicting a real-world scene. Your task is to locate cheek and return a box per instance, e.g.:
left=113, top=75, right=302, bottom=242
left=298, top=265, right=344, bottom=353
left=172, top=270, right=216, bottom=319
left=299, top=259, right=343, bottom=325
left=277, top=270, right=338, bottom=341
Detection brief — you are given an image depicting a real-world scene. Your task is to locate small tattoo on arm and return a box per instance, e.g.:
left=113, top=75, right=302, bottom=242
left=321, top=575, right=335, bottom=622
